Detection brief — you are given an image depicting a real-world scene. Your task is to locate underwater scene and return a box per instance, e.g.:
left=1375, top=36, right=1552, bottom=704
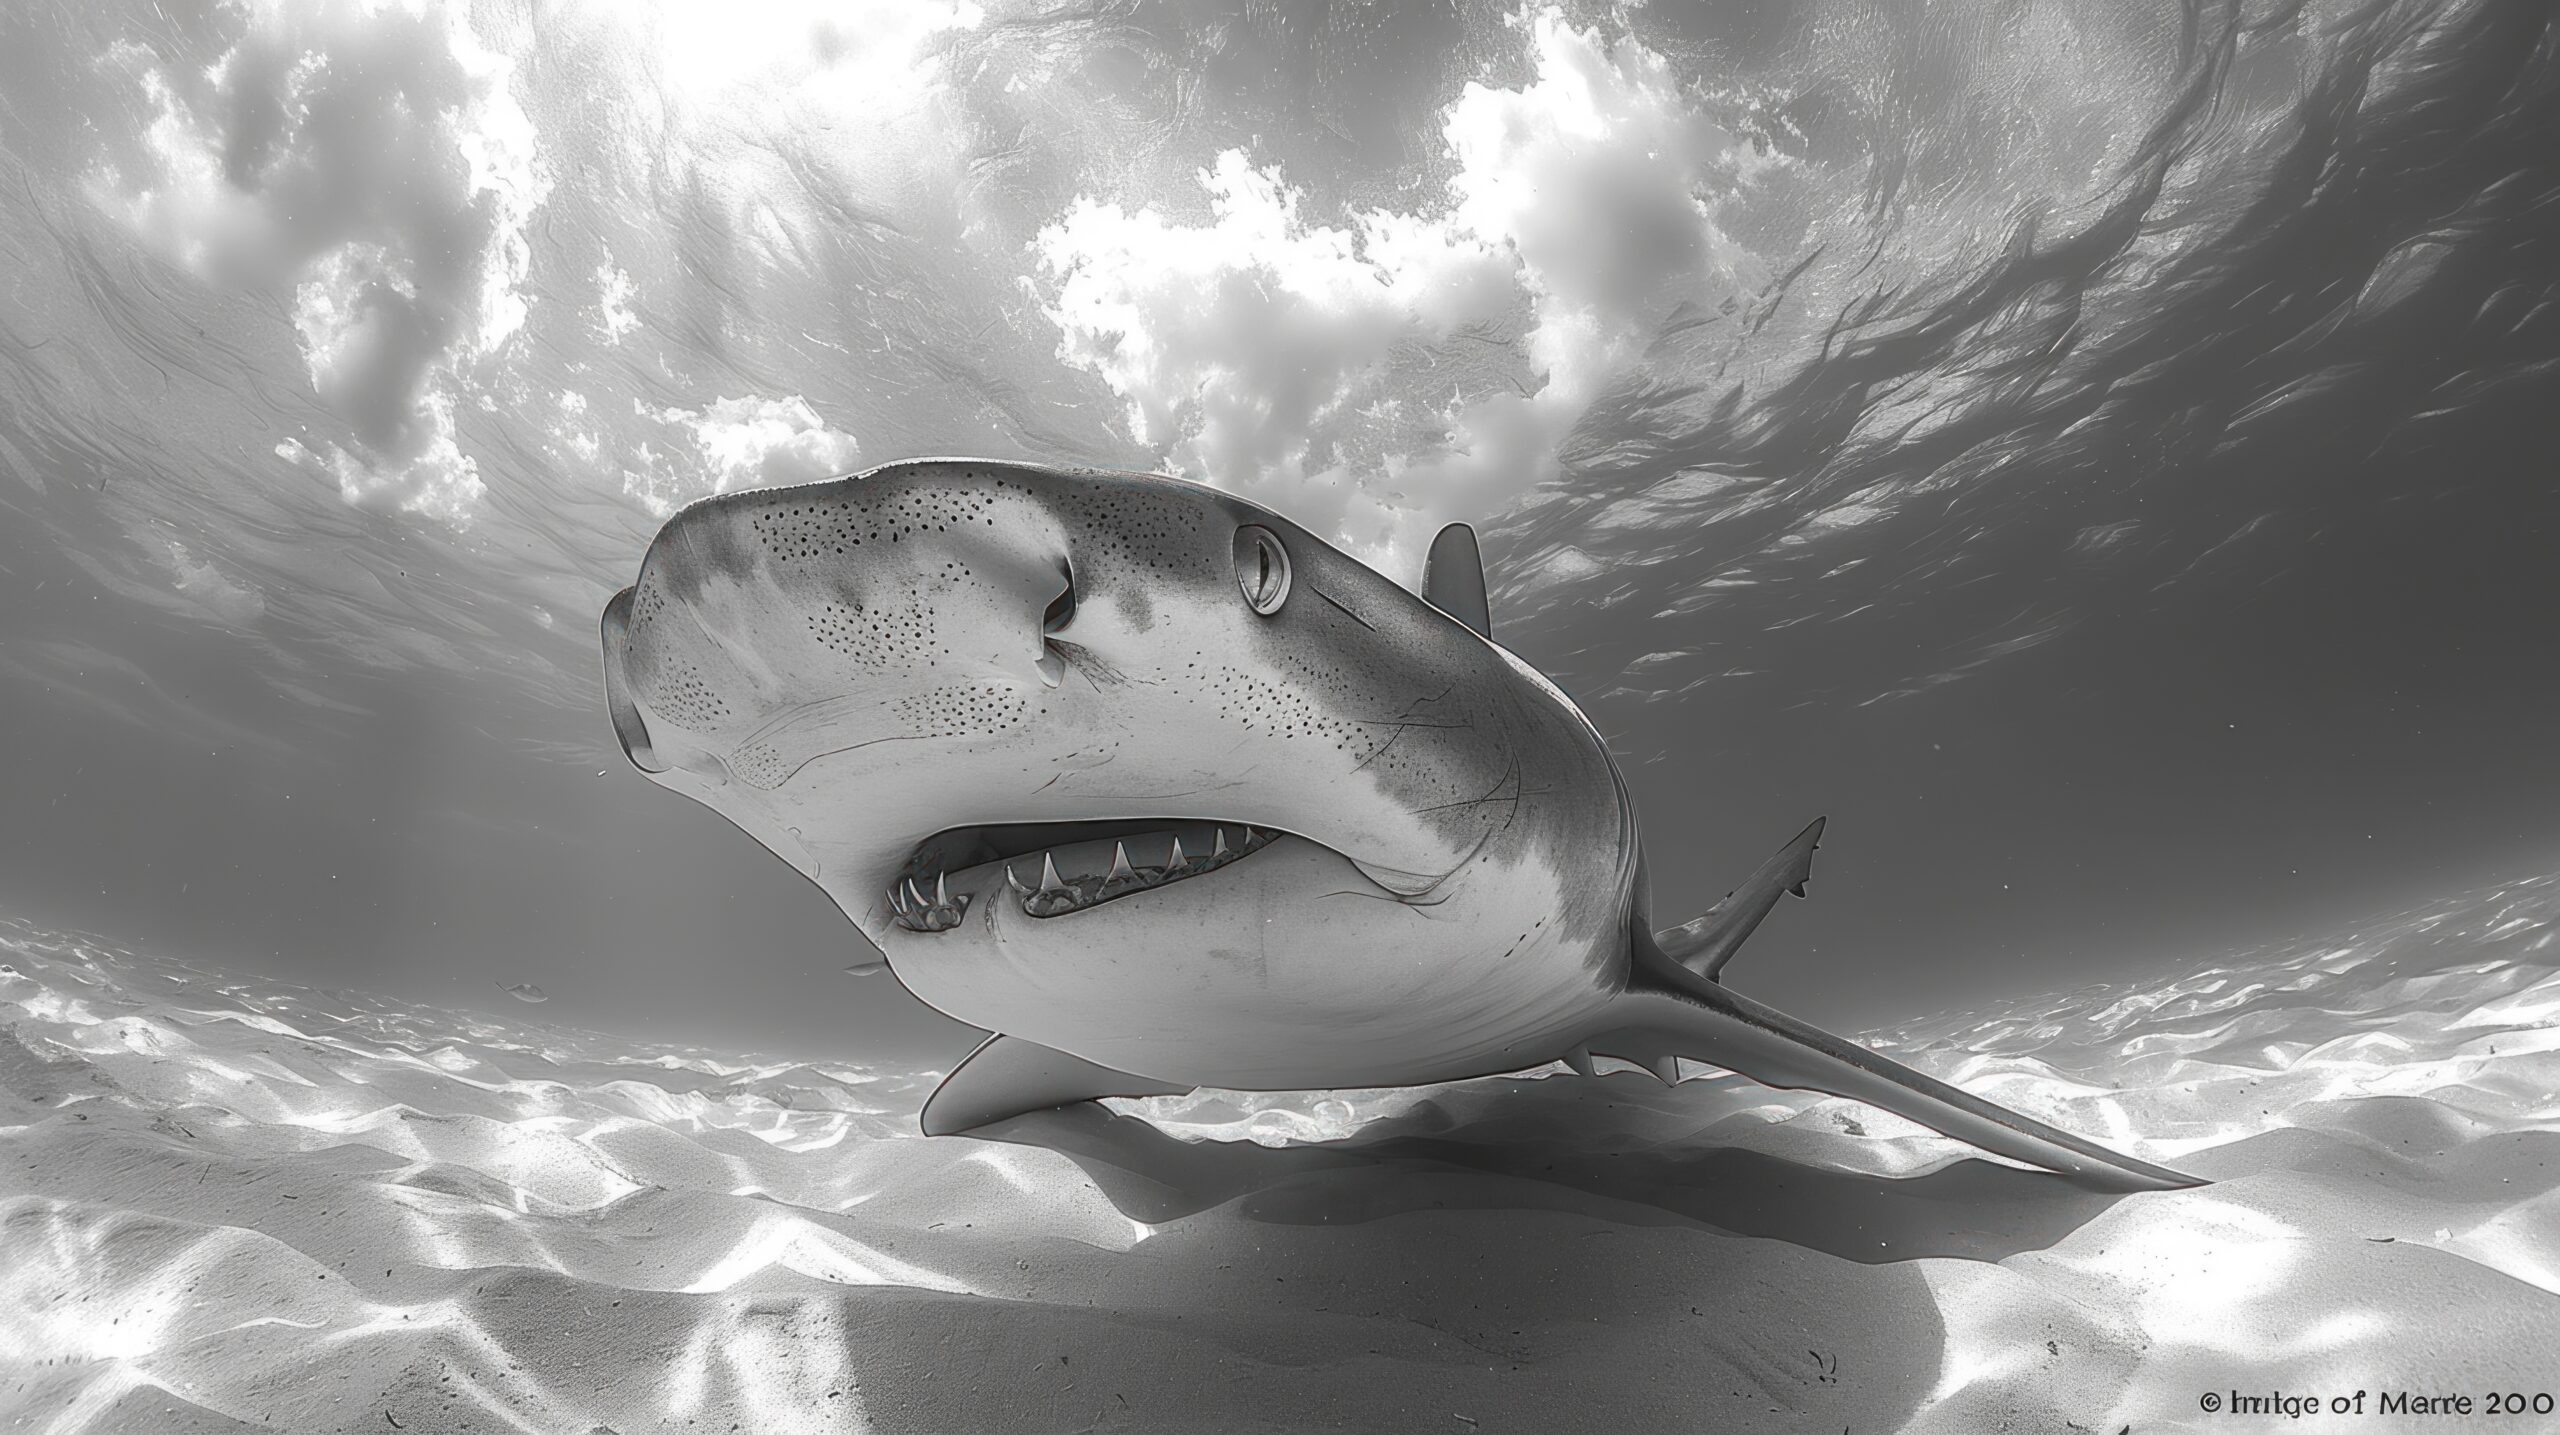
left=3, top=0, right=2557, bottom=1430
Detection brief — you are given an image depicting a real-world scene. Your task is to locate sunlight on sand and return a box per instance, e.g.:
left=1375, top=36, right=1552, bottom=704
left=5, top=872, right=2559, bottom=1430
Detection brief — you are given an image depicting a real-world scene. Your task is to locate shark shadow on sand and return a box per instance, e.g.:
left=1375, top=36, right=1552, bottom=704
left=966, top=1074, right=2146, bottom=1267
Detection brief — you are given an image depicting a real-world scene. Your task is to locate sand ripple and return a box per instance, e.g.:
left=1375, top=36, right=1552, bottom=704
left=6, top=874, right=2559, bottom=1431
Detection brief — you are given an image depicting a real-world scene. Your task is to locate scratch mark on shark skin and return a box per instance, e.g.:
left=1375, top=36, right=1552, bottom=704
left=1395, top=684, right=1460, bottom=719
left=1046, top=640, right=1142, bottom=695
left=1083, top=783, right=1253, bottom=801
left=1309, top=583, right=1376, bottom=631
left=1361, top=715, right=1476, bottom=731
left=1350, top=725, right=1408, bottom=774
left=1414, top=751, right=1527, bottom=820
left=747, top=731, right=936, bottom=789
left=1317, top=887, right=1452, bottom=919
left=1032, top=748, right=1124, bottom=794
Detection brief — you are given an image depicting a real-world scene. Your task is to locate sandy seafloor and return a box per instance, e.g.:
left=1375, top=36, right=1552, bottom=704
left=4, top=875, right=2558, bottom=1434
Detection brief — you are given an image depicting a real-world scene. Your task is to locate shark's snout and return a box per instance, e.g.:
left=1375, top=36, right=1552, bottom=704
left=601, top=477, right=1093, bottom=803
left=599, top=587, right=667, bottom=774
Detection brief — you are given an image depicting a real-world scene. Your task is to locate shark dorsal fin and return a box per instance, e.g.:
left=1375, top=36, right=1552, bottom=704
left=1424, top=522, right=1492, bottom=640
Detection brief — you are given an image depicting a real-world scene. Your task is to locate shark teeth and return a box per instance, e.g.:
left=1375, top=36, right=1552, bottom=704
left=890, top=825, right=1283, bottom=932
left=888, top=878, right=969, bottom=933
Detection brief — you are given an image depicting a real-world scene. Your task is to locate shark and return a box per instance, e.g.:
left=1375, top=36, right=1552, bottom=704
left=600, top=458, right=2200, bottom=1191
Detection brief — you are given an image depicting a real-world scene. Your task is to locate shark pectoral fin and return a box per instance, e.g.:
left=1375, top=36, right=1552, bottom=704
left=1594, top=941, right=2204, bottom=1191
left=1654, top=815, right=1825, bottom=980
left=1423, top=522, right=1493, bottom=641
left=919, top=1035, right=1194, bottom=1137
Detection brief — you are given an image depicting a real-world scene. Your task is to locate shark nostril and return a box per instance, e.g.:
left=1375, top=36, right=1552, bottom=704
left=1036, top=563, right=1076, bottom=688
left=608, top=688, right=667, bottom=774
left=1041, top=564, right=1076, bottom=635
left=600, top=588, right=669, bottom=774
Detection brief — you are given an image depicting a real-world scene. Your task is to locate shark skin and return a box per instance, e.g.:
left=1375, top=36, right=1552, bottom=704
left=601, top=458, right=2201, bottom=1191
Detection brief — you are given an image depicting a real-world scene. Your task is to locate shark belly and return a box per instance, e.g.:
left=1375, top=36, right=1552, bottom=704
left=890, top=836, right=1625, bottom=1090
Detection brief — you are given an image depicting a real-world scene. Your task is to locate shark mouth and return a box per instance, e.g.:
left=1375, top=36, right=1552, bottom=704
left=886, top=819, right=1285, bottom=933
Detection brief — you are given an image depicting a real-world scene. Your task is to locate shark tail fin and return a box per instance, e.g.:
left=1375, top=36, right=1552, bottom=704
left=1654, top=816, right=1825, bottom=981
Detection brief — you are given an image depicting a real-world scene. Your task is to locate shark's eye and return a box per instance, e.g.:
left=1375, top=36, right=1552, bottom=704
left=1234, top=525, right=1292, bottom=616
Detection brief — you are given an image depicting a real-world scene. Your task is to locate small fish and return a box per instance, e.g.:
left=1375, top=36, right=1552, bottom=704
left=498, top=982, right=549, bottom=1004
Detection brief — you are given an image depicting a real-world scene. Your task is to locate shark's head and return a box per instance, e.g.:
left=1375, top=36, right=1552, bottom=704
left=601, top=460, right=1628, bottom=1083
